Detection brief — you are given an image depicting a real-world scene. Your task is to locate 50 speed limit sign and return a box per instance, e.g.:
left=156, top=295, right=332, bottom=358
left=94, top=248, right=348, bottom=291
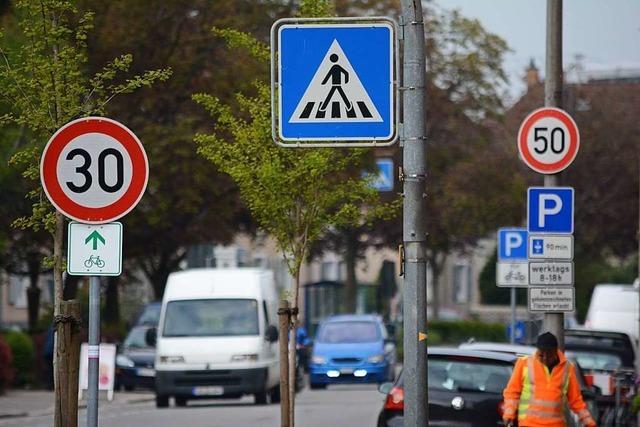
left=517, top=107, right=580, bottom=174
left=40, top=117, right=148, bottom=224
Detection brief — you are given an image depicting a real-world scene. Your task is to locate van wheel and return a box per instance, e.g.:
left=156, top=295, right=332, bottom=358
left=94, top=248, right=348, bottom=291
left=175, top=396, right=187, bottom=407
left=155, top=394, right=169, bottom=408
left=254, top=389, right=268, bottom=405
left=310, top=382, right=326, bottom=390
left=269, top=386, right=281, bottom=404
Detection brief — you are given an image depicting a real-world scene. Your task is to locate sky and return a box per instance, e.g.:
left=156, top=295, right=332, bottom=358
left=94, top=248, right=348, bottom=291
left=436, top=0, right=640, bottom=99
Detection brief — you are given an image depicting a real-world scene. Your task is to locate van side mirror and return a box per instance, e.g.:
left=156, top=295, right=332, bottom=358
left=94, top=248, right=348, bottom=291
left=145, top=327, right=157, bottom=347
left=265, top=325, right=278, bottom=342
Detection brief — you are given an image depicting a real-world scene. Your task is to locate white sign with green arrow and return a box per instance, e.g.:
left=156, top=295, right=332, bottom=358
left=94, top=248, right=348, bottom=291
left=67, top=222, right=122, bottom=276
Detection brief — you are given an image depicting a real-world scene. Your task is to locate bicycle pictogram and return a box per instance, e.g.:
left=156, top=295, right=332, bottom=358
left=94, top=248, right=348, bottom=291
left=84, top=255, right=105, bottom=269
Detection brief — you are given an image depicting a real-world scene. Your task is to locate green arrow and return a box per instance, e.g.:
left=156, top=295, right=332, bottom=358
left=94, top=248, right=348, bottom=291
left=85, top=230, right=106, bottom=250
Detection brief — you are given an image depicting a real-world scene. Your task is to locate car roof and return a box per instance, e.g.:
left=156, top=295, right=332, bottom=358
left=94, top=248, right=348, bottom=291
left=459, top=342, right=536, bottom=356
left=322, top=314, right=382, bottom=323
left=428, top=347, right=519, bottom=363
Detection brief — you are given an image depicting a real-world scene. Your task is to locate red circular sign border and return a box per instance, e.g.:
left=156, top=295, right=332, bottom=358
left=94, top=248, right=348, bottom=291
left=517, top=107, right=580, bottom=174
left=40, top=117, right=149, bottom=224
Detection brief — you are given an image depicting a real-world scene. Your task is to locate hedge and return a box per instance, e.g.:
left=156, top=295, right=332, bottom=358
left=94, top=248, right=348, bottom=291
left=428, top=320, right=507, bottom=345
left=4, top=330, right=35, bottom=386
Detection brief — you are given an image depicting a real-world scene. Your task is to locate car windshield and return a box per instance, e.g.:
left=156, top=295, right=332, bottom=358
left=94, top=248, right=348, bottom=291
left=136, top=303, right=161, bottom=326
left=123, top=327, right=151, bottom=348
left=569, top=350, right=622, bottom=372
left=317, top=321, right=380, bottom=344
left=427, top=357, right=513, bottom=394
left=162, top=299, right=259, bottom=337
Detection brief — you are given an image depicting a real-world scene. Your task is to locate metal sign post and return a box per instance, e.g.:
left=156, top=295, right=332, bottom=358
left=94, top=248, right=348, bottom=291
left=41, top=117, right=147, bottom=427
left=400, top=0, right=428, bottom=425
left=543, top=0, right=565, bottom=349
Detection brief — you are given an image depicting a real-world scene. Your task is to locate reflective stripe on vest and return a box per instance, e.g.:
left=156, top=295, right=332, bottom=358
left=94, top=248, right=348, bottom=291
left=518, top=356, right=571, bottom=422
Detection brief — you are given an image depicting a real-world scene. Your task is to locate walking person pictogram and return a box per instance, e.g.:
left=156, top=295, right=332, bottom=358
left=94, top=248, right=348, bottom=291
left=319, top=54, right=353, bottom=112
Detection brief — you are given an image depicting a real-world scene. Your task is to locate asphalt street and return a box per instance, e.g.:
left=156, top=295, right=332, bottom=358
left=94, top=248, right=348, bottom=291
left=0, top=384, right=384, bottom=427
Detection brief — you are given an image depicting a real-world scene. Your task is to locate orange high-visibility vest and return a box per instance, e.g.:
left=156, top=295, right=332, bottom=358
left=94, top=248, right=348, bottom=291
left=503, top=351, right=595, bottom=427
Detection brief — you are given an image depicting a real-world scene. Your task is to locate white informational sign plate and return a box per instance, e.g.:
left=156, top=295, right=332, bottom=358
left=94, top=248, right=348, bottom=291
left=528, top=287, right=575, bottom=312
left=78, top=343, right=116, bottom=401
left=528, top=234, right=573, bottom=260
left=528, top=261, right=573, bottom=285
left=496, top=262, right=529, bottom=288
left=67, top=222, right=122, bottom=276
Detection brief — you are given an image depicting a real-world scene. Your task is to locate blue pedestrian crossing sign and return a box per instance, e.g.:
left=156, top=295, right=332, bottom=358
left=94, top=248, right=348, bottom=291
left=272, top=19, right=397, bottom=146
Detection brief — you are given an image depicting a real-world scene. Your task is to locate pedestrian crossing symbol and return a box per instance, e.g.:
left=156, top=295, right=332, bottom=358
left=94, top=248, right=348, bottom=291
left=275, top=20, right=396, bottom=145
left=290, top=40, right=382, bottom=123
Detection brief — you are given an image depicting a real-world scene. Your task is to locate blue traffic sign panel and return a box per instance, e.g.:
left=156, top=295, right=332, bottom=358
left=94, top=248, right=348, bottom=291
left=498, top=228, right=528, bottom=261
left=276, top=21, right=395, bottom=143
left=527, top=187, right=574, bottom=234
left=371, top=158, right=394, bottom=191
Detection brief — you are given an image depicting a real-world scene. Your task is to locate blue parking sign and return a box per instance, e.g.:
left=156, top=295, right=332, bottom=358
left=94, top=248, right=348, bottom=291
left=275, top=20, right=396, bottom=143
left=498, top=228, right=528, bottom=261
left=527, top=187, right=574, bottom=234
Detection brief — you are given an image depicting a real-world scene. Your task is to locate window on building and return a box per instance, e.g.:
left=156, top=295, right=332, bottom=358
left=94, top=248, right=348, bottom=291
left=452, top=264, right=471, bottom=304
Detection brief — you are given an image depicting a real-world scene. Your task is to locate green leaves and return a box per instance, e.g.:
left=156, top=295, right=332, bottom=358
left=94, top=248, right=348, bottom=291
left=194, top=20, right=391, bottom=284
left=0, top=0, right=172, bottom=233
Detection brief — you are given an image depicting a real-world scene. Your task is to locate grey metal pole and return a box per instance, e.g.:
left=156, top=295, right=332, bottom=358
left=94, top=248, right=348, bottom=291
left=510, top=288, right=516, bottom=344
left=87, top=276, right=100, bottom=427
left=400, top=1, right=428, bottom=426
left=542, top=0, right=565, bottom=350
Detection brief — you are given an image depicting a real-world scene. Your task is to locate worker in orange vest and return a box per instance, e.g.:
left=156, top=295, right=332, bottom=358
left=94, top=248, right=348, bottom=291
left=503, top=332, right=596, bottom=427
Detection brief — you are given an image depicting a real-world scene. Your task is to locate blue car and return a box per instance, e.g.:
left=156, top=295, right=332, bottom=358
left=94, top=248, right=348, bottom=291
left=309, top=315, right=396, bottom=389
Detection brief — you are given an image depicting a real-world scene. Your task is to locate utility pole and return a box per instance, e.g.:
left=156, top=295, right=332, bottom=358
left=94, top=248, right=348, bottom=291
left=542, top=0, right=565, bottom=349
left=400, top=0, right=428, bottom=426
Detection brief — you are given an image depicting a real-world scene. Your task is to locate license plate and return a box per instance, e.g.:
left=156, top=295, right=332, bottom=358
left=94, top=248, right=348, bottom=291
left=136, top=368, right=155, bottom=377
left=340, top=368, right=354, bottom=374
left=193, top=386, right=224, bottom=396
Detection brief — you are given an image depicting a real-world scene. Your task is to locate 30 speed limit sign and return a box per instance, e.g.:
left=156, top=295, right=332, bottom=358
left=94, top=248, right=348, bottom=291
left=517, top=107, right=580, bottom=174
left=40, top=117, right=148, bottom=224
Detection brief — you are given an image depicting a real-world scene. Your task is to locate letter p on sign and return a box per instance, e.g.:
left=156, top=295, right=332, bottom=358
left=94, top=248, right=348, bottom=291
left=527, top=187, right=574, bottom=234
left=498, top=228, right=528, bottom=261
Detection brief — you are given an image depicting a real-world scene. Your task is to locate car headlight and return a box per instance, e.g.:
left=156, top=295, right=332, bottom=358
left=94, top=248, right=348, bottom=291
left=368, top=354, right=385, bottom=364
left=231, top=354, right=259, bottom=362
left=312, top=355, right=327, bottom=365
left=116, top=355, right=135, bottom=368
left=159, top=355, right=185, bottom=363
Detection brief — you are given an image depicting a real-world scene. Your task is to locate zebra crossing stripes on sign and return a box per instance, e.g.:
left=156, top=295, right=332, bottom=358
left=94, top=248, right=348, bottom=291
left=275, top=20, right=396, bottom=144
left=290, top=40, right=382, bottom=123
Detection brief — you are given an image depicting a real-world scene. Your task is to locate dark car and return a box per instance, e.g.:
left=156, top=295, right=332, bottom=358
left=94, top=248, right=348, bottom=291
left=377, top=348, right=516, bottom=427
left=564, top=329, right=636, bottom=371
left=133, top=301, right=162, bottom=327
left=115, top=325, right=156, bottom=391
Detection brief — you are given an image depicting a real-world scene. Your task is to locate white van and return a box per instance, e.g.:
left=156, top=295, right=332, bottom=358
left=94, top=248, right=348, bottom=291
left=585, top=283, right=638, bottom=339
left=152, top=268, right=280, bottom=407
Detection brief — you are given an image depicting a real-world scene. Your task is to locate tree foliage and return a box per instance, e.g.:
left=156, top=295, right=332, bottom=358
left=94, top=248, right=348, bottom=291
left=0, top=0, right=171, bottom=234
left=193, top=2, right=392, bottom=304
left=81, top=0, right=289, bottom=299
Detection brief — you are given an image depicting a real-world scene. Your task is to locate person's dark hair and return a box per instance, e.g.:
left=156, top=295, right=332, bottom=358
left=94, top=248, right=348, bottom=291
left=536, top=332, right=558, bottom=350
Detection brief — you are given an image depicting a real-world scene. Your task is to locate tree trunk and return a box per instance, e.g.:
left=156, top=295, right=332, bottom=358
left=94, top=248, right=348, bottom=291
left=53, top=212, right=66, bottom=427
left=104, top=276, right=120, bottom=325
left=288, top=265, right=301, bottom=427
left=63, top=275, right=80, bottom=301
left=278, top=300, right=290, bottom=427
left=26, top=252, right=42, bottom=333
left=430, top=256, right=445, bottom=321
left=343, top=229, right=358, bottom=313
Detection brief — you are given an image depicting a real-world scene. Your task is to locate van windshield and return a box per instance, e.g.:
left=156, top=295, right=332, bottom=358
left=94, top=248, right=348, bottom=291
left=162, top=299, right=259, bottom=337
